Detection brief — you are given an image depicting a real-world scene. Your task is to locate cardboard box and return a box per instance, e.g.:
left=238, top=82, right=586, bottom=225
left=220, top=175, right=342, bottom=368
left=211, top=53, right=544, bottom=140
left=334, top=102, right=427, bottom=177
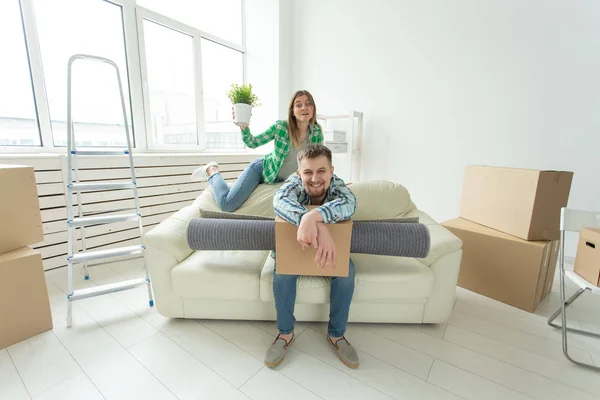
left=459, top=165, right=573, bottom=241
left=442, top=218, right=559, bottom=312
left=573, top=228, right=600, bottom=286
left=275, top=216, right=352, bottom=277
left=0, top=247, right=53, bottom=349
left=0, top=165, right=44, bottom=254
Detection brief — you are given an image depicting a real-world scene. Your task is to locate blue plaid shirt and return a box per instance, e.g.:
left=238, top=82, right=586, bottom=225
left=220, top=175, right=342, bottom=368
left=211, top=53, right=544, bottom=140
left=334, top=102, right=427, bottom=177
left=273, top=174, right=357, bottom=225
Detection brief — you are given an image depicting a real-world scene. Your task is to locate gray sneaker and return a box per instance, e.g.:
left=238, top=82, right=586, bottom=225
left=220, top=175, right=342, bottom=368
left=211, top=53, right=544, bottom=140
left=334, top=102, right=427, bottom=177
left=328, top=336, right=359, bottom=368
left=264, top=333, right=294, bottom=368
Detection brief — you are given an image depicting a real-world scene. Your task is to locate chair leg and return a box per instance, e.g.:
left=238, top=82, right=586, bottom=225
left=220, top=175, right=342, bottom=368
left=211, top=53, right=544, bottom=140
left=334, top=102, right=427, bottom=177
left=547, top=288, right=594, bottom=336
left=547, top=234, right=600, bottom=371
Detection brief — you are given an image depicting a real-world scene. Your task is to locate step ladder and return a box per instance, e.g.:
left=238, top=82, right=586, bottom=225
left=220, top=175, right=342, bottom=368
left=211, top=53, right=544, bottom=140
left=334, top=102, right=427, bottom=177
left=65, top=54, right=154, bottom=328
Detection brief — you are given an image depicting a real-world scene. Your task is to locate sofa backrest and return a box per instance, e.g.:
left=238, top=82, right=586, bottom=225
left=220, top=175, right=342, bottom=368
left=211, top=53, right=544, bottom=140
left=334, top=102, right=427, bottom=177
left=193, top=179, right=416, bottom=220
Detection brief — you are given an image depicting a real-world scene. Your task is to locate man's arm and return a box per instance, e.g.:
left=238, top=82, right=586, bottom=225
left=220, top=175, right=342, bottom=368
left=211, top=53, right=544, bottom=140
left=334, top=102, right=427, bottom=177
left=314, top=176, right=357, bottom=223
left=273, top=175, right=308, bottom=226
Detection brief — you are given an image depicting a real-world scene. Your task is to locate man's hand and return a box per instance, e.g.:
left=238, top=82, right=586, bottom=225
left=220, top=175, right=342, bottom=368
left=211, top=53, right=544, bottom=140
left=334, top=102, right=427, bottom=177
left=315, top=223, right=336, bottom=270
left=297, top=210, right=322, bottom=249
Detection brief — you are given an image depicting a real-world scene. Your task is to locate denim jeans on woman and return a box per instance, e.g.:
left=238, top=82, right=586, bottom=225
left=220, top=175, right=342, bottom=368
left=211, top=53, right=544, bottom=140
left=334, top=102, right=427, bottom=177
left=207, top=158, right=267, bottom=212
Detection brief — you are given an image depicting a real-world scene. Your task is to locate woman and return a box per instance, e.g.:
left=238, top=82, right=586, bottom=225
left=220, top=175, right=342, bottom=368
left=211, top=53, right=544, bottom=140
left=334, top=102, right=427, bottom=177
left=191, top=90, right=324, bottom=212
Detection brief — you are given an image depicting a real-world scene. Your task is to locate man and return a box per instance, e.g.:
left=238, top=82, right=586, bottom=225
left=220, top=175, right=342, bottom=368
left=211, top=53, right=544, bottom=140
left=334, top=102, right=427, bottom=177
left=265, top=143, right=359, bottom=369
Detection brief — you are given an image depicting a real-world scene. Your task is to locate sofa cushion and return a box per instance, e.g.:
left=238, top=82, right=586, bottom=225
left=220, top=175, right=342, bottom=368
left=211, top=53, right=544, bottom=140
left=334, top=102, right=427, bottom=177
left=260, top=253, right=434, bottom=303
left=192, top=179, right=416, bottom=221
left=351, top=254, right=434, bottom=301
left=350, top=180, right=416, bottom=220
left=193, top=183, right=283, bottom=218
left=172, top=250, right=270, bottom=301
left=260, top=256, right=332, bottom=304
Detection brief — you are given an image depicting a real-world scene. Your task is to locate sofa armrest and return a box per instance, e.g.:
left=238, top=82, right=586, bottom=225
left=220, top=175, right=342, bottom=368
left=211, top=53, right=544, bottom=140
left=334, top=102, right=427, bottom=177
left=145, top=204, right=199, bottom=263
left=401, top=210, right=462, bottom=267
left=420, top=224, right=463, bottom=266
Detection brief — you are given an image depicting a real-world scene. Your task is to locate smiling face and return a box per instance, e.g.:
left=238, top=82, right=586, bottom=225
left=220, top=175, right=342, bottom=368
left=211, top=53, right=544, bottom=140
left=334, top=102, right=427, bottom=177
left=292, top=94, right=314, bottom=123
left=298, top=155, right=334, bottom=203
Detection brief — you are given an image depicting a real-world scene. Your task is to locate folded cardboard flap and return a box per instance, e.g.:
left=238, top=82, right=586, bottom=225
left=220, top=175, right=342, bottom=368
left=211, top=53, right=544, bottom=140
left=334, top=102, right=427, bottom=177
left=275, top=213, right=353, bottom=277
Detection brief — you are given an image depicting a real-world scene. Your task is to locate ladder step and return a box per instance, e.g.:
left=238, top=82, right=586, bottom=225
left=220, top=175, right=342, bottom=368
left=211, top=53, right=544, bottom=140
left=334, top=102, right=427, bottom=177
left=71, top=150, right=130, bottom=156
left=69, top=245, right=144, bottom=264
left=68, top=182, right=135, bottom=191
left=68, top=213, right=140, bottom=227
left=68, top=277, right=148, bottom=302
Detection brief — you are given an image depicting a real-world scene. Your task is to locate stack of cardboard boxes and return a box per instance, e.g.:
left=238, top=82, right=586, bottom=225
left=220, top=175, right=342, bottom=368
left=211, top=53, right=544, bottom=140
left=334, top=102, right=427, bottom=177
left=0, top=165, right=53, bottom=349
left=442, top=165, right=574, bottom=312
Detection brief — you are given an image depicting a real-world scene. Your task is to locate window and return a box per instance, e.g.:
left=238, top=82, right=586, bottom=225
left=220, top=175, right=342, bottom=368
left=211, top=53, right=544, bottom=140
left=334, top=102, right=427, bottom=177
left=137, top=7, right=246, bottom=150
left=1, top=0, right=247, bottom=152
left=201, top=39, right=244, bottom=149
left=0, top=0, right=41, bottom=146
left=137, top=0, right=243, bottom=45
left=32, top=0, right=134, bottom=147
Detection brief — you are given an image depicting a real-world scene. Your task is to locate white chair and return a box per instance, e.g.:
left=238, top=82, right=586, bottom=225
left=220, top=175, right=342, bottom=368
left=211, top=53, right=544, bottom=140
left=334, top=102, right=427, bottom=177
left=547, top=207, right=600, bottom=371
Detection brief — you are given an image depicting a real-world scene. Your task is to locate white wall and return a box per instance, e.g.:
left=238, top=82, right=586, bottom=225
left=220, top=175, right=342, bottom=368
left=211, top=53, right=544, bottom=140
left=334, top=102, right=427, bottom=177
left=245, top=0, right=280, bottom=139
left=278, top=0, right=294, bottom=118
left=288, top=0, right=600, bottom=239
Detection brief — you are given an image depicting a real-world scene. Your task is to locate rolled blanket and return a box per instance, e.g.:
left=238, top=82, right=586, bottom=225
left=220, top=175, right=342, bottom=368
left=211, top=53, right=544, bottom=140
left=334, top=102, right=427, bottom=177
left=187, top=219, right=430, bottom=258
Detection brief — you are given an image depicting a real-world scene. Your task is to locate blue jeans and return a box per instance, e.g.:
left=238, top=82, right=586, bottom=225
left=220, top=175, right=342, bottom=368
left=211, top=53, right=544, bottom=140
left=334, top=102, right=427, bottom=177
left=273, top=259, right=356, bottom=337
left=208, top=158, right=265, bottom=212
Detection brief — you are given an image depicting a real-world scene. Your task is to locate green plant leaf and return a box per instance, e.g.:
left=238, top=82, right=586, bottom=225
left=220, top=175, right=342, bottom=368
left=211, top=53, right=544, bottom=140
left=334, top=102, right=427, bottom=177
left=226, top=83, right=261, bottom=107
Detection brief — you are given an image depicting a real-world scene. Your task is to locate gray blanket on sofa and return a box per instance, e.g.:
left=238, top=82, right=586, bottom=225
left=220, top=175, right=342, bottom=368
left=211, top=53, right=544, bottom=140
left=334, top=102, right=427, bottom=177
left=187, top=217, right=430, bottom=258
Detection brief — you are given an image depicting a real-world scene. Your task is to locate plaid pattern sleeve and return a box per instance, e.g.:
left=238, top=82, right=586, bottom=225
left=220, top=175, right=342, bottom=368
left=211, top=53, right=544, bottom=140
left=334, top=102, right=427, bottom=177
left=240, top=122, right=280, bottom=148
left=273, top=174, right=308, bottom=226
left=314, top=175, right=357, bottom=223
left=244, top=121, right=324, bottom=184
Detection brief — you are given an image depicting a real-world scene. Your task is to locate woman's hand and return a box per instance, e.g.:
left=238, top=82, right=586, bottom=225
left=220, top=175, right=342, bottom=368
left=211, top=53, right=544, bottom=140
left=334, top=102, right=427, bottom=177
left=232, top=107, right=248, bottom=131
left=315, top=224, right=336, bottom=271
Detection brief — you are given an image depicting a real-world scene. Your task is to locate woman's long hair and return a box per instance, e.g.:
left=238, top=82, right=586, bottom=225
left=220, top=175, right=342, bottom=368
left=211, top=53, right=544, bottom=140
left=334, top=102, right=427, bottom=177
left=287, top=90, right=320, bottom=148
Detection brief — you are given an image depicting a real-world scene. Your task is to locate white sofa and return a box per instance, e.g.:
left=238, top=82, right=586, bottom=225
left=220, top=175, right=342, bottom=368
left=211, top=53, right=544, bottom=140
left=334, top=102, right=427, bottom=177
left=144, top=180, right=463, bottom=324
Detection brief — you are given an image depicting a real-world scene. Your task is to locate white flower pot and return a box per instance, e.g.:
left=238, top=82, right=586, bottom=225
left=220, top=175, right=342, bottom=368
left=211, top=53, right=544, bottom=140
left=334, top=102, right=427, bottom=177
left=233, top=103, right=253, bottom=126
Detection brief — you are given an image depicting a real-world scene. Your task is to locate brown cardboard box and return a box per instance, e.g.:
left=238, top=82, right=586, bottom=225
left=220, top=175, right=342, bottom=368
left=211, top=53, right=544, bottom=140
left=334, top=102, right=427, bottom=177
left=442, top=218, right=559, bottom=312
left=573, top=228, right=600, bottom=286
left=0, top=165, right=44, bottom=254
left=0, top=247, right=53, bottom=349
left=275, top=216, right=352, bottom=277
left=459, top=165, right=573, bottom=241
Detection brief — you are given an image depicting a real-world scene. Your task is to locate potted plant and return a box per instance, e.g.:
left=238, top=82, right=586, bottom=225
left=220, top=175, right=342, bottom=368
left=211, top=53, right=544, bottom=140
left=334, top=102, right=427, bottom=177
left=226, top=83, right=260, bottom=126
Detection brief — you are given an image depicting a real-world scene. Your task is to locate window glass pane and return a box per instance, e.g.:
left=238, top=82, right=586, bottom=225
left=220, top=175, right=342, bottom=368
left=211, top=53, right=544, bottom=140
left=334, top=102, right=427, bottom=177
left=138, top=0, right=242, bottom=45
left=201, top=39, right=244, bottom=149
left=142, top=20, right=197, bottom=146
left=0, top=0, right=41, bottom=146
left=32, top=0, right=134, bottom=147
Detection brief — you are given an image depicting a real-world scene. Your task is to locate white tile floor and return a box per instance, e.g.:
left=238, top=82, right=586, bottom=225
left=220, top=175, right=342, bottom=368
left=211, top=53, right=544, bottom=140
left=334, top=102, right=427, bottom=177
left=2, top=258, right=600, bottom=400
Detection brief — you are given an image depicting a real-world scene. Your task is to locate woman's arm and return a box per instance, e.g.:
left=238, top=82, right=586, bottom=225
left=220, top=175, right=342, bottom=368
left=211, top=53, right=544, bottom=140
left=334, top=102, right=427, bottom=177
left=240, top=121, right=280, bottom=149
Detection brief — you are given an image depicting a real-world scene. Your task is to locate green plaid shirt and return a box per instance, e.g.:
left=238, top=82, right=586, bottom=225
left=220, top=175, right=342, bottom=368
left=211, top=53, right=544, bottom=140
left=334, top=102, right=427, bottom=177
left=241, top=120, right=323, bottom=183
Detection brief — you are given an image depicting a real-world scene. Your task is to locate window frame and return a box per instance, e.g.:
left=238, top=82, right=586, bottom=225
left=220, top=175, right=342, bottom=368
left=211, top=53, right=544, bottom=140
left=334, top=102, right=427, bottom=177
left=1, top=0, right=247, bottom=154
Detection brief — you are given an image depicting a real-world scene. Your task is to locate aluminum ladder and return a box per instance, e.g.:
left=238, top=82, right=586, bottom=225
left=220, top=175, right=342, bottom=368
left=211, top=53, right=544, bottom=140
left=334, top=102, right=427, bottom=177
left=65, top=54, right=154, bottom=328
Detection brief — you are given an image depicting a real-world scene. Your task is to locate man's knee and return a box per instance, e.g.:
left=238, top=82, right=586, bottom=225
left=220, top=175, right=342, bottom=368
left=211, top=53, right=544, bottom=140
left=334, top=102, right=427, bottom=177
left=274, top=273, right=298, bottom=285
left=334, top=261, right=355, bottom=285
